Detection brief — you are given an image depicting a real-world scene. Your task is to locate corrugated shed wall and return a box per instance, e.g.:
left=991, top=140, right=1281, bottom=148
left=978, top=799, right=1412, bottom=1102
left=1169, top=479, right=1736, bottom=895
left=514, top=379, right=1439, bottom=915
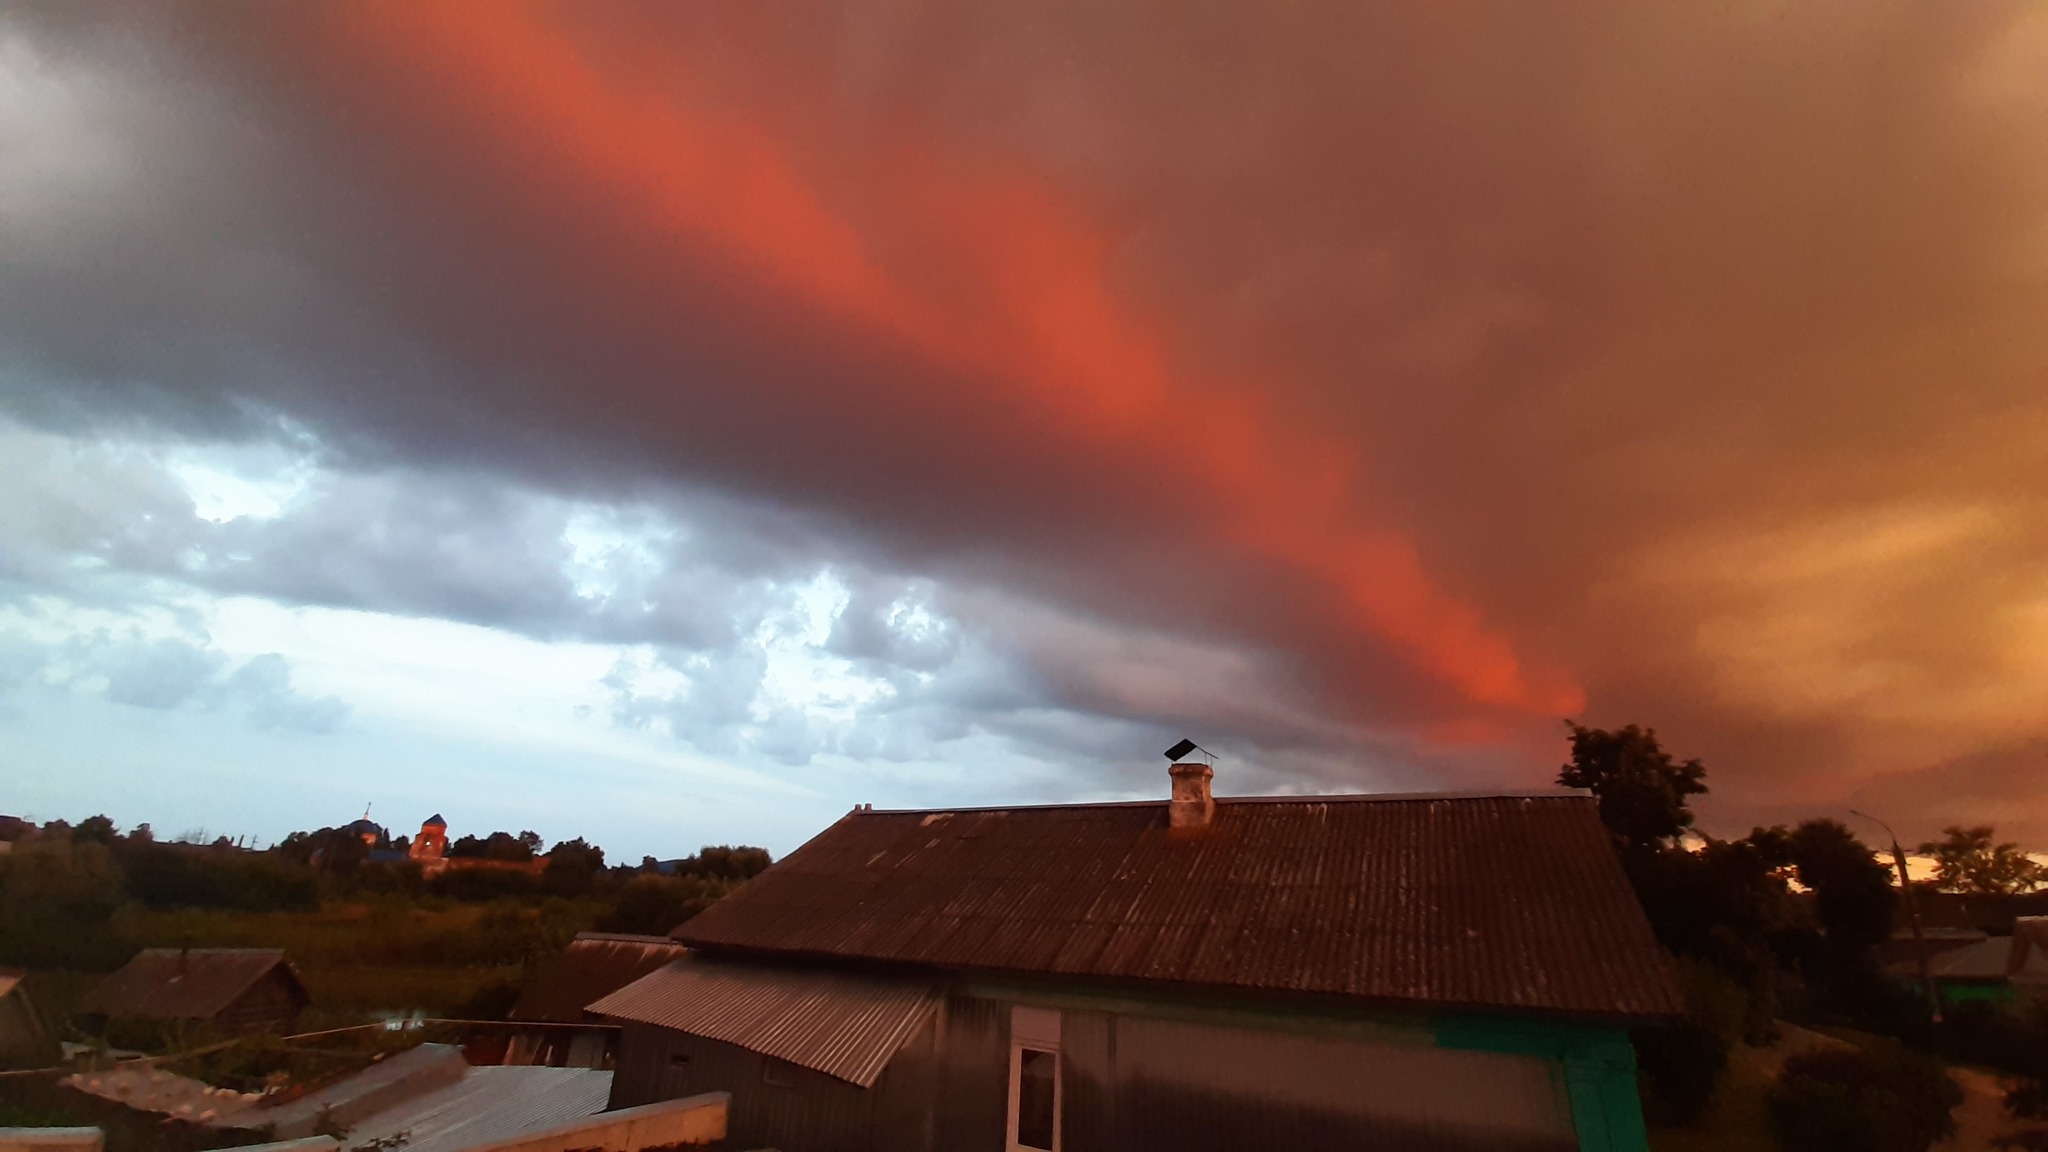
left=1104, top=1012, right=1578, bottom=1152
left=1059, top=1009, right=1117, bottom=1152
left=611, top=1014, right=942, bottom=1152
left=932, top=995, right=1008, bottom=1152
left=618, top=988, right=1592, bottom=1152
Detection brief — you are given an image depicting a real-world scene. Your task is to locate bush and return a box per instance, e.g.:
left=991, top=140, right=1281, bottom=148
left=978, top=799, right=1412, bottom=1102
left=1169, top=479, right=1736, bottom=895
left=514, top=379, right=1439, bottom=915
left=597, top=874, right=735, bottom=936
left=0, top=840, right=128, bottom=969
left=1634, top=1021, right=1729, bottom=1126
left=1767, top=1046, right=1962, bottom=1152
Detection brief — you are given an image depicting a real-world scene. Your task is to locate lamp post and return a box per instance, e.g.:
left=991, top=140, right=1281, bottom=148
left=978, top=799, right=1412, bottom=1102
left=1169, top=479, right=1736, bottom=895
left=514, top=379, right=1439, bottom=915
left=1850, top=809, right=1942, bottom=1027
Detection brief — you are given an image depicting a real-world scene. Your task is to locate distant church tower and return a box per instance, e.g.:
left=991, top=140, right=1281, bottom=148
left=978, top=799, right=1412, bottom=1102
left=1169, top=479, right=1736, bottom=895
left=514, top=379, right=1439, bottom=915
left=410, top=814, right=449, bottom=861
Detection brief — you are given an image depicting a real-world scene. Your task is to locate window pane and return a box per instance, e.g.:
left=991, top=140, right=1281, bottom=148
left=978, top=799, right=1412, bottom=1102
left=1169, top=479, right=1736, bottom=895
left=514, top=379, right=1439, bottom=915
left=1016, top=1047, right=1057, bottom=1150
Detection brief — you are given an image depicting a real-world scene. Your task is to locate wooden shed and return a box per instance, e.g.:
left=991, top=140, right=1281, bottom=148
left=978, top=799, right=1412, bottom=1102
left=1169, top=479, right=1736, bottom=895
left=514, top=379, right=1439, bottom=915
left=79, top=948, right=309, bottom=1036
left=0, top=968, right=51, bottom=1063
left=501, top=932, right=688, bottom=1067
left=594, top=764, right=1680, bottom=1152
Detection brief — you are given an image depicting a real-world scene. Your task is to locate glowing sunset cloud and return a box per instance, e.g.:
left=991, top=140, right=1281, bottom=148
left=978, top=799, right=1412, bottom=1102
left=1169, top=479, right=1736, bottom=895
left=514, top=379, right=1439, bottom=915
left=330, top=2, right=1580, bottom=716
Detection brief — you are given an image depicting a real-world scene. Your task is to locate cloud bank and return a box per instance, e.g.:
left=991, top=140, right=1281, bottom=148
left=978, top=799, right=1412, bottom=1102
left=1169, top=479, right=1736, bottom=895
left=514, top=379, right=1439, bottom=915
left=3, top=2, right=2046, bottom=843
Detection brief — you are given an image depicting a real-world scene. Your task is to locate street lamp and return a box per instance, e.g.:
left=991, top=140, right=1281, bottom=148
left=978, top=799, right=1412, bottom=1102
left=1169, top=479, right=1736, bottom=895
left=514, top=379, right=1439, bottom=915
left=1850, top=809, right=1942, bottom=1026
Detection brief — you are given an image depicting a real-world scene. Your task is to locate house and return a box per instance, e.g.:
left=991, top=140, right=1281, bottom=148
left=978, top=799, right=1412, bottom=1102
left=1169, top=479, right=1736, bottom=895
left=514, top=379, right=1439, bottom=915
left=0, top=968, right=51, bottom=1063
left=78, top=948, right=310, bottom=1036
left=1894, top=916, right=2048, bottom=1006
left=400, top=813, right=545, bottom=878
left=591, top=760, right=1679, bottom=1152
left=501, top=933, right=689, bottom=1068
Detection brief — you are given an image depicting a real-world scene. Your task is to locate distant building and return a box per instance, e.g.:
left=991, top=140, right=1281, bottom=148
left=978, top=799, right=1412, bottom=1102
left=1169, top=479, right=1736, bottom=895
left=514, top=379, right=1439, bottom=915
left=345, top=809, right=387, bottom=848
left=593, top=761, right=1678, bottom=1152
left=79, top=948, right=310, bottom=1036
left=398, top=813, right=543, bottom=877
left=501, top=933, right=690, bottom=1068
left=0, top=968, right=50, bottom=1062
left=411, top=814, right=451, bottom=863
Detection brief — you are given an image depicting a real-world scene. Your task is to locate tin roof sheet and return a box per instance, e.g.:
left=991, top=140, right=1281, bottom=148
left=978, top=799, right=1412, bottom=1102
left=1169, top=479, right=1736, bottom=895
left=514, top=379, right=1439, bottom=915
left=674, top=793, right=1679, bottom=1020
left=588, top=955, right=939, bottom=1087
left=511, top=933, right=690, bottom=1023
left=338, top=1066, right=613, bottom=1152
left=1926, top=935, right=2048, bottom=984
left=79, top=949, right=307, bottom=1021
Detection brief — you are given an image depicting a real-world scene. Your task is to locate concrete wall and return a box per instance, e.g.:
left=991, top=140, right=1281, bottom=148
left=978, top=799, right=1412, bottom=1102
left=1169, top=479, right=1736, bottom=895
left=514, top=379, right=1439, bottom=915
left=0, top=1129, right=102, bottom=1152
left=460, top=1092, right=727, bottom=1152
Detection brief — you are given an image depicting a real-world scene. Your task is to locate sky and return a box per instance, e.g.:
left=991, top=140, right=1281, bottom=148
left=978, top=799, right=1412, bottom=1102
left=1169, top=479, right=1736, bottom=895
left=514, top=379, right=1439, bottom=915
left=2, top=2, right=2046, bottom=860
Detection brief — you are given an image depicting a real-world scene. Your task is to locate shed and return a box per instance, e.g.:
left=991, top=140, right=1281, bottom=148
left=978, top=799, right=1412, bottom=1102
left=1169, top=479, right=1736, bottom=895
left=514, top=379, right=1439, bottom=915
left=502, top=934, right=688, bottom=1067
left=596, top=766, right=1678, bottom=1152
left=79, top=948, right=309, bottom=1036
left=0, top=969, right=51, bottom=1063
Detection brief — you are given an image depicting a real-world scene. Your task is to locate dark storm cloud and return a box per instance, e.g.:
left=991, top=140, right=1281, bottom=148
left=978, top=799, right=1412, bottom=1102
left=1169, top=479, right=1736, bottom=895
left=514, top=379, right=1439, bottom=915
left=3, top=3, right=2045, bottom=835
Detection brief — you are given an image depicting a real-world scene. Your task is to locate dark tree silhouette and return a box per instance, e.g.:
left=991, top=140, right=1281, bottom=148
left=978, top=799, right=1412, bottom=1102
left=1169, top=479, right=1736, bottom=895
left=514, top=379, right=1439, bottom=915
left=1558, top=723, right=1707, bottom=857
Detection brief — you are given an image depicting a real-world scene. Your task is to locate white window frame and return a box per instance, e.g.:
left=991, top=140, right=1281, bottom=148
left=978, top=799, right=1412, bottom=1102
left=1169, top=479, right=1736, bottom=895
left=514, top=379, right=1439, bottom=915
left=1006, top=1006, right=1062, bottom=1152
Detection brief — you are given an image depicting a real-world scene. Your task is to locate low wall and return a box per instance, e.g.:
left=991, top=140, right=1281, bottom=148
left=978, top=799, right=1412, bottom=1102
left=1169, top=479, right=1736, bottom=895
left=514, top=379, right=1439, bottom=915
left=460, top=1092, right=729, bottom=1152
left=0, top=1128, right=103, bottom=1152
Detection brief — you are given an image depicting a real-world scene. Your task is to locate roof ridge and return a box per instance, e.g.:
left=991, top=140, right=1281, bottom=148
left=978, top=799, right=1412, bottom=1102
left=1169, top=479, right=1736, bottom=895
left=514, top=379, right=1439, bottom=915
left=861, top=788, right=1589, bottom=816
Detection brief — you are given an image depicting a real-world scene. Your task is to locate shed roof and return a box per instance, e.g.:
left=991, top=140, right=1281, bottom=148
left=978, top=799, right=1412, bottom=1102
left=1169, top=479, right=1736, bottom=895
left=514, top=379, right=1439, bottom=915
left=338, top=1065, right=613, bottom=1152
left=589, top=954, right=940, bottom=1087
left=674, top=792, right=1678, bottom=1020
left=1927, top=935, right=2048, bottom=984
left=511, top=932, right=690, bottom=1023
left=79, top=948, right=307, bottom=1021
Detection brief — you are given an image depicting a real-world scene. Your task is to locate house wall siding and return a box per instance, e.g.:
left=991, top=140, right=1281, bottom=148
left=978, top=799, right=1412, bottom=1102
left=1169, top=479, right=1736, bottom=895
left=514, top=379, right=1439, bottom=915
left=1102, top=1011, right=1577, bottom=1152
left=615, top=987, right=1603, bottom=1152
left=214, top=970, right=303, bottom=1035
left=931, top=994, right=1008, bottom=1152
left=611, top=1015, right=941, bottom=1152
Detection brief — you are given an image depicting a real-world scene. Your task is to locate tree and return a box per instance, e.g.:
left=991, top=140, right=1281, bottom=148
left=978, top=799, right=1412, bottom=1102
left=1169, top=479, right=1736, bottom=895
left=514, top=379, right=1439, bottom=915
left=0, top=839, right=127, bottom=968
left=542, top=838, right=606, bottom=896
left=1558, top=723, right=1708, bottom=857
left=72, top=815, right=118, bottom=846
left=1752, top=819, right=1898, bottom=956
left=1914, top=826, right=2048, bottom=896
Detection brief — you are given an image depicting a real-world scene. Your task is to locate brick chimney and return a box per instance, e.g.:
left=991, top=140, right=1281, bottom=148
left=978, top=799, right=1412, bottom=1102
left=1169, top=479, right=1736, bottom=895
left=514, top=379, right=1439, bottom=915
left=1168, top=761, right=1215, bottom=830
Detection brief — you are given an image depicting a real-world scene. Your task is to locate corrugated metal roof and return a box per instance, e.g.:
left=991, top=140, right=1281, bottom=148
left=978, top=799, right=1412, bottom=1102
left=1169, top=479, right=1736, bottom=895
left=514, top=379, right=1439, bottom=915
left=222, top=1043, right=470, bottom=1135
left=79, top=949, right=307, bottom=1020
left=512, top=933, right=690, bottom=1023
left=674, top=794, right=1679, bottom=1020
left=1927, top=936, right=2048, bottom=984
left=589, top=955, right=939, bottom=1087
left=338, top=1066, right=613, bottom=1152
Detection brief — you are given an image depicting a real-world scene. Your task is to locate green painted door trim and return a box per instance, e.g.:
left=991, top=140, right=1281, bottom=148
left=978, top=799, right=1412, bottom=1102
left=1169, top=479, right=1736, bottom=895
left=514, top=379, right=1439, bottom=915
left=1434, top=1015, right=1650, bottom=1152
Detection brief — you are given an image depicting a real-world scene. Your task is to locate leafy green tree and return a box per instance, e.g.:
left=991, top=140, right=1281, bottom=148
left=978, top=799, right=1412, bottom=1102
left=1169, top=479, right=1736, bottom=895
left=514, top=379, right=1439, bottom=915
left=1558, top=723, right=1708, bottom=857
left=450, top=831, right=536, bottom=861
left=1914, top=826, right=2047, bottom=895
left=72, top=815, right=118, bottom=846
left=600, top=874, right=733, bottom=936
left=0, top=839, right=127, bottom=968
left=542, top=838, right=606, bottom=897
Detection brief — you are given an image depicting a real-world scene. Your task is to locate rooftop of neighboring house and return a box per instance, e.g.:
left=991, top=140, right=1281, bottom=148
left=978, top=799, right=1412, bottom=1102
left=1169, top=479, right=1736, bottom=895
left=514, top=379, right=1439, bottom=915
left=670, top=774, right=1680, bottom=1022
left=78, top=948, right=308, bottom=1020
left=512, top=932, right=691, bottom=1023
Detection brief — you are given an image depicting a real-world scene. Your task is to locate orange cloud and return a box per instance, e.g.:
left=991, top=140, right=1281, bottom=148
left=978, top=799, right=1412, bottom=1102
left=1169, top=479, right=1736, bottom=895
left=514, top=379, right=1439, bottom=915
left=324, top=2, right=1578, bottom=717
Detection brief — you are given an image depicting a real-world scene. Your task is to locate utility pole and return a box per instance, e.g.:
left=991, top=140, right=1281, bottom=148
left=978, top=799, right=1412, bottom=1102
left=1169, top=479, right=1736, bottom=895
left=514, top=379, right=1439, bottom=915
left=1852, top=809, right=1942, bottom=1027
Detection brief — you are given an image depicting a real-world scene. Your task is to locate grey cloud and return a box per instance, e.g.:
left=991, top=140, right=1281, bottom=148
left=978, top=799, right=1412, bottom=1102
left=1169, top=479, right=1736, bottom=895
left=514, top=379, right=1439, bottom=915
left=229, top=653, right=348, bottom=734
left=4, top=3, right=2045, bottom=830
left=100, top=636, right=223, bottom=708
